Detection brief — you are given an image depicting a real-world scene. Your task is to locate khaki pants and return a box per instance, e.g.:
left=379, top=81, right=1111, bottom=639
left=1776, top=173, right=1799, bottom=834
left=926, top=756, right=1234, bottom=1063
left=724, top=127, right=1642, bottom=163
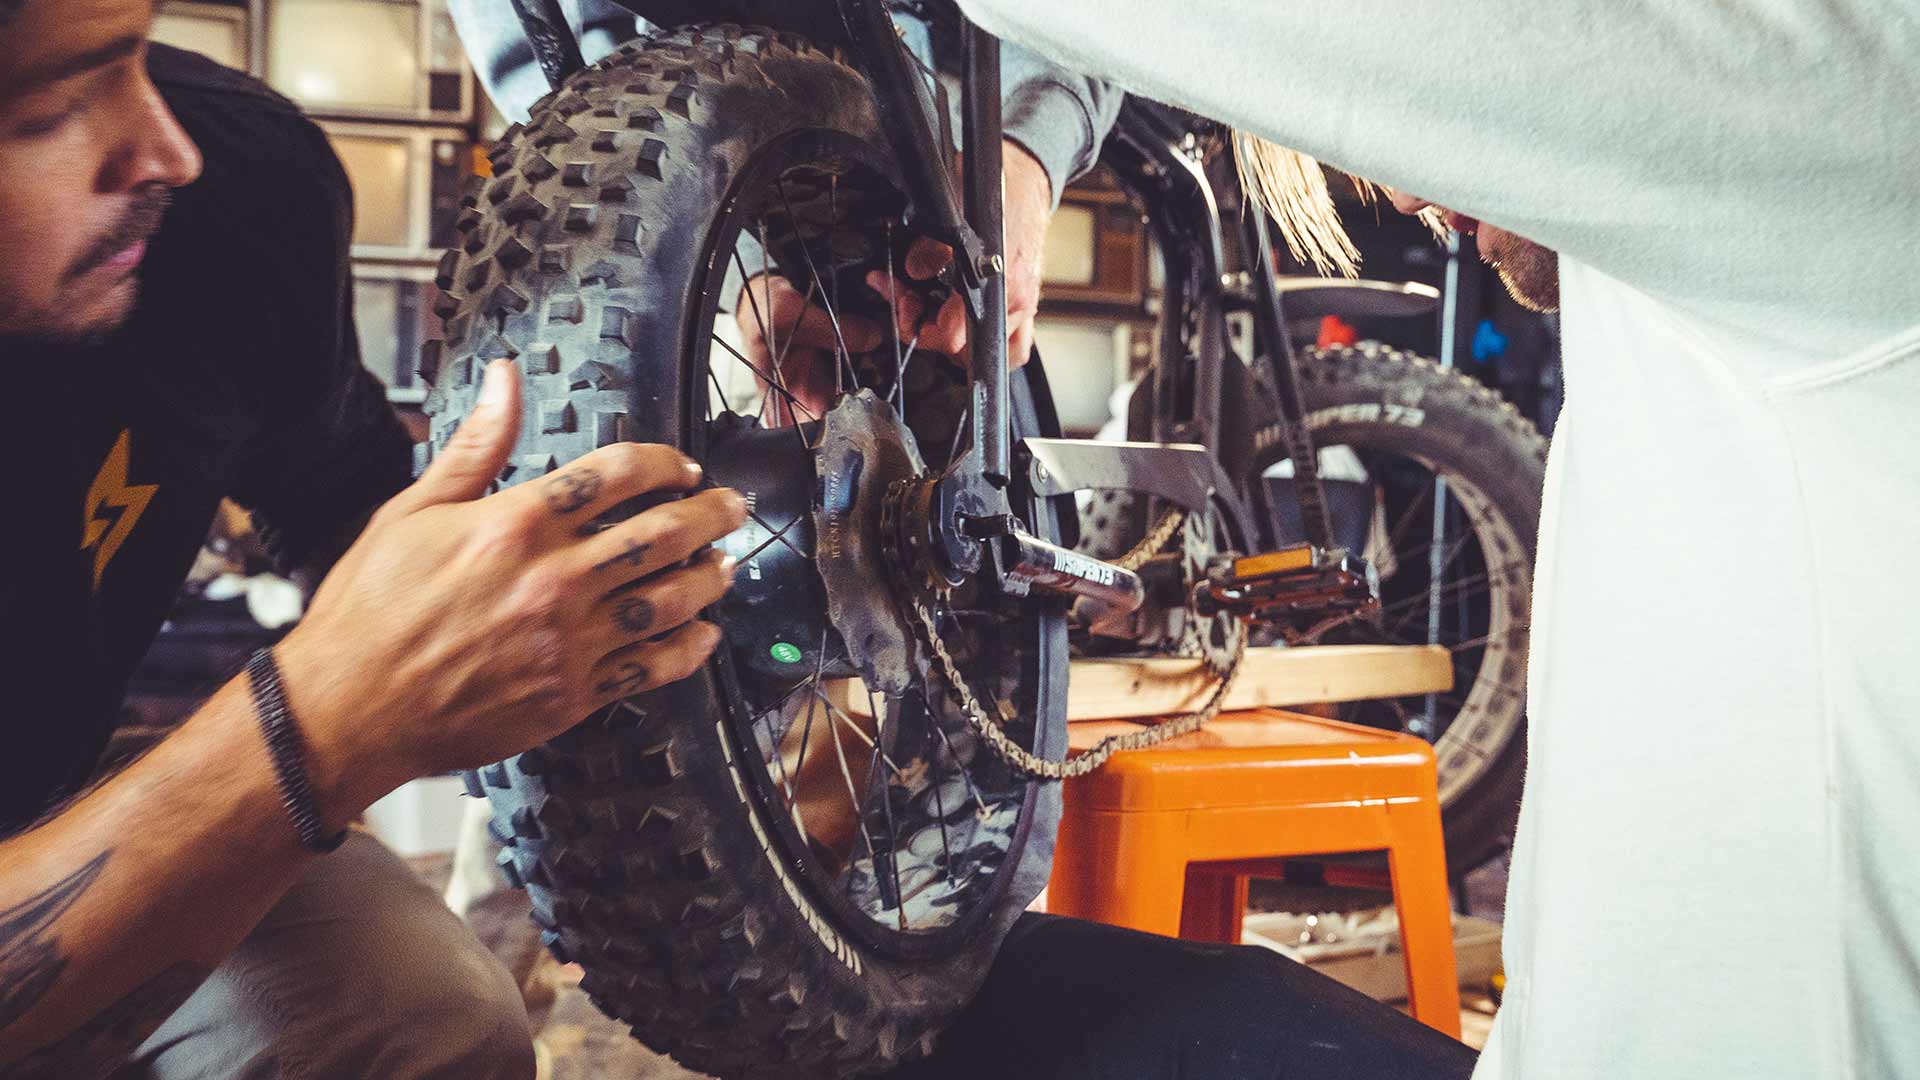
left=131, top=830, right=535, bottom=1080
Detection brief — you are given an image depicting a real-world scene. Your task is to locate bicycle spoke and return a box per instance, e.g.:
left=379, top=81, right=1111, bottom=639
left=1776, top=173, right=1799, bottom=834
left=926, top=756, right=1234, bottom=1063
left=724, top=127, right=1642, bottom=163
left=727, top=246, right=802, bottom=439
left=725, top=249, right=771, bottom=426
left=828, top=175, right=861, bottom=396
left=1369, top=612, right=1498, bottom=656
left=709, top=333, right=817, bottom=423
left=765, top=704, right=800, bottom=814
left=1376, top=561, right=1513, bottom=625
left=782, top=627, right=833, bottom=820
left=1380, top=527, right=1480, bottom=589
left=1380, top=576, right=1491, bottom=631
left=753, top=674, right=816, bottom=736
left=804, top=687, right=916, bottom=781
left=748, top=221, right=785, bottom=428
left=897, top=331, right=923, bottom=411
left=930, top=710, right=992, bottom=817
left=749, top=219, right=829, bottom=433
left=812, top=691, right=878, bottom=750
left=807, top=682, right=919, bottom=917
left=767, top=276, right=829, bottom=445
left=706, top=363, right=730, bottom=420
left=733, top=245, right=775, bottom=352
left=1383, top=697, right=1414, bottom=732
left=830, top=176, right=840, bottom=322
left=946, top=385, right=972, bottom=467
left=796, top=627, right=831, bottom=762
left=885, top=222, right=908, bottom=408
left=1446, top=626, right=1530, bottom=653
left=924, top=723, right=953, bottom=871
left=892, top=335, right=913, bottom=397
left=740, top=507, right=807, bottom=564
left=755, top=662, right=842, bottom=845
left=815, top=684, right=868, bottom=850
left=863, top=683, right=893, bottom=768
left=776, top=177, right=858, bottom=370
left=862, top=683, right=910, bottom=927
left=731, top=242, right=776, bottom=388
left=1379, top=570, right=1520, bottom=639
left=1360, top=626, right=1529, bottom=711
left=1381, top=476, right=1436, bottom=557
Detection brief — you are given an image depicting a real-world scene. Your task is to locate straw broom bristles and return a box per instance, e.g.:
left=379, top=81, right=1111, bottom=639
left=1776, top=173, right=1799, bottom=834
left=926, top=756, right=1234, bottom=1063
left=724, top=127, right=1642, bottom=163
left=1232, top=133, right=1449, bottom=278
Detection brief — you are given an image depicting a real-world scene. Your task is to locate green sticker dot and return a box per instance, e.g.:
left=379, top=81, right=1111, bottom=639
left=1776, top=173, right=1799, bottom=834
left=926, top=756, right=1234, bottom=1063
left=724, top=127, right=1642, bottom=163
left=769, top=642, right=803, bottom=664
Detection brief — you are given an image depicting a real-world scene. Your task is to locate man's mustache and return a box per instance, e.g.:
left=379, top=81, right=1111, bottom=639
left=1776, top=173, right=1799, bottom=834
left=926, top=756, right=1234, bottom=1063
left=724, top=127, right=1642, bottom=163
left=63, top=186, right=171, bottom=283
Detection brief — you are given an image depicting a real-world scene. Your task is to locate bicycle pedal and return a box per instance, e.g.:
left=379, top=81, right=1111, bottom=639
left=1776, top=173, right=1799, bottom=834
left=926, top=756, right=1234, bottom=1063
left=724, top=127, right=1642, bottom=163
left=1199, top=545, right=1380, bottom=625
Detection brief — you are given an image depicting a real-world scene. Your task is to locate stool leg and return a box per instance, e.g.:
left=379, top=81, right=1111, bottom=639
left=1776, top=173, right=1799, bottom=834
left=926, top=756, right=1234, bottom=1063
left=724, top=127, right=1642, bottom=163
left=1180, top=869, right=1247, bottom=944
left=1049, top=807, right=1190, bottom=937
left=1386, top=799, right=1462, bottom=1039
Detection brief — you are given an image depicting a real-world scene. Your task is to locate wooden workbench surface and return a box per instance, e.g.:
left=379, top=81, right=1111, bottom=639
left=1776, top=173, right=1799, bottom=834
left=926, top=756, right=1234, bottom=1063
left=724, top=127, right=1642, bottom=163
left=826, top=644, right=1452, bottom=723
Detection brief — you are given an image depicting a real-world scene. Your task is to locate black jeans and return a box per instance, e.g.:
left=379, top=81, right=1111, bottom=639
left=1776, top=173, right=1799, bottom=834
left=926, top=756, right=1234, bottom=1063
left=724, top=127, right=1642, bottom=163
left=888, top=914, right=1479, bottom=1080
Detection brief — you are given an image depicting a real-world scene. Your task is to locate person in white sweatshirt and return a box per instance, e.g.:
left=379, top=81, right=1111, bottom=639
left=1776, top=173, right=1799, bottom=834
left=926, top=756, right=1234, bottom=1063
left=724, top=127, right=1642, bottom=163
left=952, top=1, right=1920, bottom=1076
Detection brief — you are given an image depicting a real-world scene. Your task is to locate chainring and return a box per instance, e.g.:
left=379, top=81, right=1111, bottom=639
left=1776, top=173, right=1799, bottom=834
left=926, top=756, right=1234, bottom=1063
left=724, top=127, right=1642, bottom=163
left=812, top=389, right=931, bottom=697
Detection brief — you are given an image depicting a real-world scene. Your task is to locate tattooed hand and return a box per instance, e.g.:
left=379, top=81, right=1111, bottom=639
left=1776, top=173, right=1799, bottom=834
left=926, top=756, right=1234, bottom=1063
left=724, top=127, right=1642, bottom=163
left=273, top=361, right=748, bottom=824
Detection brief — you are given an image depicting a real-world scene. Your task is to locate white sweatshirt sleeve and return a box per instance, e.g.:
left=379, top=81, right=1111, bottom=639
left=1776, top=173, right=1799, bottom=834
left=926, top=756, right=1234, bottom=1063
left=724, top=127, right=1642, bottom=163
left=956, top=0, right=1920, bottom=358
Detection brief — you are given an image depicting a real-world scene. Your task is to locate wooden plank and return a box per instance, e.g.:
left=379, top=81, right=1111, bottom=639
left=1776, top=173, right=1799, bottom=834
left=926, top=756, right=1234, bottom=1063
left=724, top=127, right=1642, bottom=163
left=825, top=644, right=1452, bottom=722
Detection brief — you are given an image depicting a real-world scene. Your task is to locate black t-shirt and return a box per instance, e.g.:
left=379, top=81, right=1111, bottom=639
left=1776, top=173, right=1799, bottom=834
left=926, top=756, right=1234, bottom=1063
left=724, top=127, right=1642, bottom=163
left=0, top=45, right=413, bottom=831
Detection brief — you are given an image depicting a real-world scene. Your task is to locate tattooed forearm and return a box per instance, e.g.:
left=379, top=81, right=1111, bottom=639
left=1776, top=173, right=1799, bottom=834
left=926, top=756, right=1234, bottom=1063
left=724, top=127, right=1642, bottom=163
left=543, top=468, right=602, bottom=514
left=595, top=661, right=652, bottom=696
left=612, top=597, right=656, bottom=634
left=592, top=538, right=652, bottom=574
left=0, top=852, right=196, bottom=1076
left=9, top=962, right=208, bottom=1079
left=0, top=852, right=109, bottom=1031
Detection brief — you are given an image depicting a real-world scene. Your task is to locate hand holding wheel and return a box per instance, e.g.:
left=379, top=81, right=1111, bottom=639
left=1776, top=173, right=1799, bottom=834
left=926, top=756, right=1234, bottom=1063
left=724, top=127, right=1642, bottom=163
left=276, top=360, right=748, bottom=826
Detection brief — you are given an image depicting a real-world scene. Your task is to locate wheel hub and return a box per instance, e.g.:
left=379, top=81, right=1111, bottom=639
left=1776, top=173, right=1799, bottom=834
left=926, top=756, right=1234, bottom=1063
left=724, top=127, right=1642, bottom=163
left=705, top=391, right=931, bottom=708
left=706, top=414, right=838, bottom=712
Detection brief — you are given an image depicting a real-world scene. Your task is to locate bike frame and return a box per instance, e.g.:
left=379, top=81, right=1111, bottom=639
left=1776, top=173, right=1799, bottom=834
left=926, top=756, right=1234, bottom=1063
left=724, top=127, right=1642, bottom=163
left=503, top=0, right=1329, bottom=616
left=1101, top=101, right=1336, bottom=553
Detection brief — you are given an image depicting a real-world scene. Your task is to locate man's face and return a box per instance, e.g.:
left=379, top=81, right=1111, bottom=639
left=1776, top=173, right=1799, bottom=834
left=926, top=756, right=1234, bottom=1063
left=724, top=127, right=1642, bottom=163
left=1388, top=192, right=1560, bottom=313
left=0, top=0, right=201, bottom=341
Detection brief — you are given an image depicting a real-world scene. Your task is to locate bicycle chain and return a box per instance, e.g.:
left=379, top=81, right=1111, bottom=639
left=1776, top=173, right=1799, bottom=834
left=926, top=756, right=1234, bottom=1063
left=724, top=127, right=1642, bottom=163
left=895, top=497, right=1247, bottom=781
left=1116, top=508, right=1188, bottom=572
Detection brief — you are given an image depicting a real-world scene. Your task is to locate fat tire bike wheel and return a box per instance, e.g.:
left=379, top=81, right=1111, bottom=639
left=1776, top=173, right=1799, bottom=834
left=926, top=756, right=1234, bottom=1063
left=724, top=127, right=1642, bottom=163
left=421, top=25, right=1066, bottom=1077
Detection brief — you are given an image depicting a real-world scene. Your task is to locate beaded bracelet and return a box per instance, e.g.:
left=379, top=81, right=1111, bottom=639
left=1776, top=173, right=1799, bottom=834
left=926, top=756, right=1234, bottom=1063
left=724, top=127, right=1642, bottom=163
left=246, top=648, right=347, bottom=854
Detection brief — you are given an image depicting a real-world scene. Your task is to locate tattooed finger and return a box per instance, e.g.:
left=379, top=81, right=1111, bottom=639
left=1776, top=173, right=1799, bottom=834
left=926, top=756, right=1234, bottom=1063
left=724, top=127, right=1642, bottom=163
left=543, top=468, right=603, bottom=515
left=593, top=538, right=652, bottom=574
left=594, top=661, right=652, bottom=696
left=612, top=596, right=655, bottom=634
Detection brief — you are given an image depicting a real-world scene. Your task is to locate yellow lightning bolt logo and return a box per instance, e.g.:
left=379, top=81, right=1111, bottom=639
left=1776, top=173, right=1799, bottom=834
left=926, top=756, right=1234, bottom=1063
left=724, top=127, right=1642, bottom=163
left=80, top=430, right=158, bottom=592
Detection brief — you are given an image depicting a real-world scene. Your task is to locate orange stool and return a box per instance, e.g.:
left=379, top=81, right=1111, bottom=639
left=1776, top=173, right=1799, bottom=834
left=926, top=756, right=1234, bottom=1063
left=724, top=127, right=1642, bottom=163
left=1047, top=707, right=1462, bottom=1037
